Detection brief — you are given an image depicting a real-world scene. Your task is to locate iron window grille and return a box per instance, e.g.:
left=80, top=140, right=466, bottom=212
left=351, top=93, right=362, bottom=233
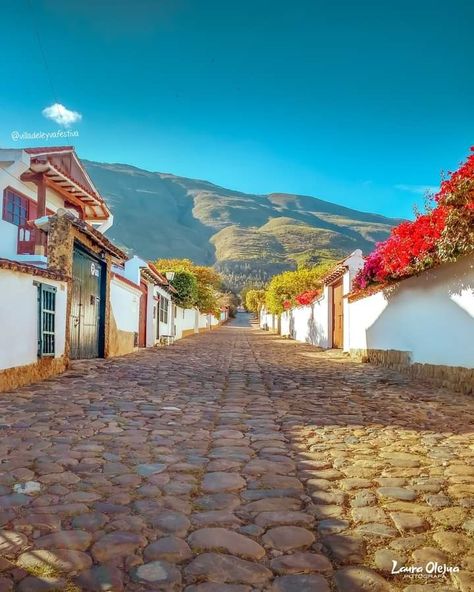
left=36, top=283, right=56, bottom=357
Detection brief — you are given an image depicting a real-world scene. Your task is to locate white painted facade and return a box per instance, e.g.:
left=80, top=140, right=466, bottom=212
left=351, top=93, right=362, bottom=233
left=155, top=284, right=174, bottom=339
left=0, top=268, right=67, bottom=371
left=348, top=255, right=474, bottom=368
left=261, top=250, right=364, bottom=351
left=174, top=306, right=199, bottom=340
left=110, top=275, right=141, bottom=336
left=0, top=148, right=112, bottom=266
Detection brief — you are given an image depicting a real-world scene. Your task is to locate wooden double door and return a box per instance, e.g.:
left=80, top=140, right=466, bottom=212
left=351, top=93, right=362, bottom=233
left=331, top=280, right=344, bottom=349
left=70, top=246, right=105, bottom=359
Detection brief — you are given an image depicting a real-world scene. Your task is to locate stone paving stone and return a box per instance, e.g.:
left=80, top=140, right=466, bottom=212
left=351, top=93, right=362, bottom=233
left=91, top=531, right=147, bottom=562
left=74, top=565, right=124, bottom=591
left=270, top=552, right=333, bottom=574
left=334, top=566, right=392, bottom=591
left=188, top=527, right=265, bottom=559
left=0, top=531, right=28, bottom=557
left=262, top=526, right=315, bottom=551
left=16, top=549, right=92, bottom=573
left=16, top=576, right=67, bottom=592
left=144, top=536, right=193, bottom=563
left=130, top=560, right=182, bottom=588
left=0, top=317, right=472, bottom=590
left=201, top=472, right=246, bottom=493
left=184, top=552, right=272, bottom=585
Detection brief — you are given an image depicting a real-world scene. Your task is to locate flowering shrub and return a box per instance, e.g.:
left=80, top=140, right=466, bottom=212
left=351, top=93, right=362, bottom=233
left=295, top=289, right=321, bottom=306
left=353, top=148, right=474, bottom=291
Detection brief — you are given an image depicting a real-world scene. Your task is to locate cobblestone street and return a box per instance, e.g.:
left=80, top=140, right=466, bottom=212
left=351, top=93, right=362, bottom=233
left=0, top=314, right=473, bottom=592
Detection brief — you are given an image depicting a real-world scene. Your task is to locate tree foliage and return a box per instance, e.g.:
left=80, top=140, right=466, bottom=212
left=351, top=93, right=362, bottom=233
left=265, top=263, right=333, bottom=314
left=244, top=289, right=266, bottom=314
left=155, top=258, right=224, bottom=314
left=168, top=270, right=198, bottom=308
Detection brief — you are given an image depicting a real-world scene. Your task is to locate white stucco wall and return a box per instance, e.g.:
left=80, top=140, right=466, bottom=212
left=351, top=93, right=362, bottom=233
left=0, top=269, right=67, bottom=370
left=198, top=313, right=211, bottom=330
left=174, top=306, right=199, bottom=340
left=278, top=249, right=364, bottom=350
left=348, top=255, right=474, bottom=368
left=110, top=277, right=140, bottom=334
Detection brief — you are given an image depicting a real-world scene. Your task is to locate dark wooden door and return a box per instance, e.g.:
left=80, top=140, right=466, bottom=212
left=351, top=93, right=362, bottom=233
left=138, top=281, right=147, bottom=348
left=332, top=280, right=343, bottom=348
left=70, top=247, right=104, bottom=359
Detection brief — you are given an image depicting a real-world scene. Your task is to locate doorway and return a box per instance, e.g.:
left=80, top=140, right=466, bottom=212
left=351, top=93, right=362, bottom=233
left=70, top=245, right=105, bottom=359
left=331, top=280, right=343, bottom=348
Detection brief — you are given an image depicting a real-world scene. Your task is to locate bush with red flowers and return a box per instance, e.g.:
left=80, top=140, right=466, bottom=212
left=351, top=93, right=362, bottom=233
left=295, top=289, right=321, bottom=306
left=353, top=148, right=474, bottom=291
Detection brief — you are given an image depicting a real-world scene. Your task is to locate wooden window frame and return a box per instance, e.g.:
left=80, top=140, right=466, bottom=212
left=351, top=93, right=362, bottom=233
left=3, top=187, right=30, bottom=226
left=159, top=297, right=169, bottom=324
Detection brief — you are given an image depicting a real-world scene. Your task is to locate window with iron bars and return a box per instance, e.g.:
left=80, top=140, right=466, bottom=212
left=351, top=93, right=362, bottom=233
left=36, top=282, right=56, bottom=357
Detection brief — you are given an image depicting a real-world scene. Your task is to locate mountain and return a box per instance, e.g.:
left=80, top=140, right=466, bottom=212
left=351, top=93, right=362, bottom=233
left=84, top=160, right=402, bottom=291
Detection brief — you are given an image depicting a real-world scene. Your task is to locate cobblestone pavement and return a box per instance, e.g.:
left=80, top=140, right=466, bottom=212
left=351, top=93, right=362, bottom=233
left=0, top=314, right=473, bottom=592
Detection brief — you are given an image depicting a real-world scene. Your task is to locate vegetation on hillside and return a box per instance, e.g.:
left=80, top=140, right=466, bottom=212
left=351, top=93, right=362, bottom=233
left=86, top=161, right=401, bottom=292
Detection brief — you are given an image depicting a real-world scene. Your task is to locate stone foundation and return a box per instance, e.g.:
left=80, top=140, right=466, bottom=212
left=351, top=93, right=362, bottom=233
left=181, top=328, right=197, bottom=338
left=350, top=348, right=473, bottom=395
left=0, top=357, right=68, bottom=393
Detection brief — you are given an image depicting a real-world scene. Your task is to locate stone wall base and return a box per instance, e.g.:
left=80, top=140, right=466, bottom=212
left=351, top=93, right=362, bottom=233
left=108, top=313, right=137, bottom=357
left=350, top=348, right=473, bottom=395
left=0, top=357, right=68, bottom=393
left=181, top=328, right=197, bottom=338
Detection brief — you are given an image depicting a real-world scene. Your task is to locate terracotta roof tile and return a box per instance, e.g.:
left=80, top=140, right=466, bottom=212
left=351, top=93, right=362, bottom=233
left=24, top=146, right=74, bottom=154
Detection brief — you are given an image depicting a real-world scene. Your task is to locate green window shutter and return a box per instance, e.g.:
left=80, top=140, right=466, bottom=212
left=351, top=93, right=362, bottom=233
left=37, top=283, right=57, bottom=357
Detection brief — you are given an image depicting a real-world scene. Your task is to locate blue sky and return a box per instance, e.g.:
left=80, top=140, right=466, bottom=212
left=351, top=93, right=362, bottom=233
left=1, top=0, right=473, bottom=219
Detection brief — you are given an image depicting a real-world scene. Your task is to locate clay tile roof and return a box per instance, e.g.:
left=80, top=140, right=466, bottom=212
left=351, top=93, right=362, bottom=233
left=24, top=146, right=74, bottom=154
left=0, top=258, right=68, bottom=281
left=322, top=262, right=347, bottom=285
left=58, top=214, right=127, bottom=262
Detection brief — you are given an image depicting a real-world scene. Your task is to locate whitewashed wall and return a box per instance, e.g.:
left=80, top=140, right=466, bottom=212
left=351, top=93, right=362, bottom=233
left=174, top=306, right=198, bottom=340
left=110, top=276, right=140, bottom=334
left=348, top=255, right=474, bottom=368
left=259, top=308, right=278, bottom=331
left=198, top=313, right=211, bottom=330
left=0, top=269, right=67, bottom=370
left=277, top=250, right=364, bottom=350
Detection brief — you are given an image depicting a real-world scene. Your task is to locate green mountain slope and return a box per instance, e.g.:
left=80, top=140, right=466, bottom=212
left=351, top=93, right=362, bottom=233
left=85, top=160, right=402, bottom=291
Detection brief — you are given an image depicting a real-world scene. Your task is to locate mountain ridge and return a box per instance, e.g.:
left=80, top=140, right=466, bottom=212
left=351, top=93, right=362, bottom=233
left=84, top=159, right=403, bottom=290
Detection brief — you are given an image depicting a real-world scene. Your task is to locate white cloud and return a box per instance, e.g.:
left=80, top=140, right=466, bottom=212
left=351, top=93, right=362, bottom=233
left=42, top=103, right=82, bottom=127
left=395, top=184, right=438, bottom=195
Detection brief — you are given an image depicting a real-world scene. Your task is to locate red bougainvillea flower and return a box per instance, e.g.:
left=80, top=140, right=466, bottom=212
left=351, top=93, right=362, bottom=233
left=283, top=300, right=292, bottom=309
left=295, top=289, right=321, bottom=306
left=352, top=147, right=474, bottom=292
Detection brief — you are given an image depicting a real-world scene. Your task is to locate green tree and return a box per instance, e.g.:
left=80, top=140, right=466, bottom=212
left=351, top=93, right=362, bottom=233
left=169, top=270, right=198, bottom=308
left=265, top=262, right=333, bottom=314
left=245, top=289, right=266, bottom=316
left=155, top=258, right=223, bottom=314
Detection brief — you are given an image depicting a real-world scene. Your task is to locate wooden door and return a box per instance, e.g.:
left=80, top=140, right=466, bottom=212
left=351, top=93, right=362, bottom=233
left=138, top=281, right=147, bottom=347
left=70, top=247, right=104, bottom=359
left=332, top=280, right=343, bottom=348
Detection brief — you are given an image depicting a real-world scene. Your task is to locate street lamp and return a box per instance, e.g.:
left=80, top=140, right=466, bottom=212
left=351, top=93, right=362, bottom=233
left=165, top=271, right=175, bottom=281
